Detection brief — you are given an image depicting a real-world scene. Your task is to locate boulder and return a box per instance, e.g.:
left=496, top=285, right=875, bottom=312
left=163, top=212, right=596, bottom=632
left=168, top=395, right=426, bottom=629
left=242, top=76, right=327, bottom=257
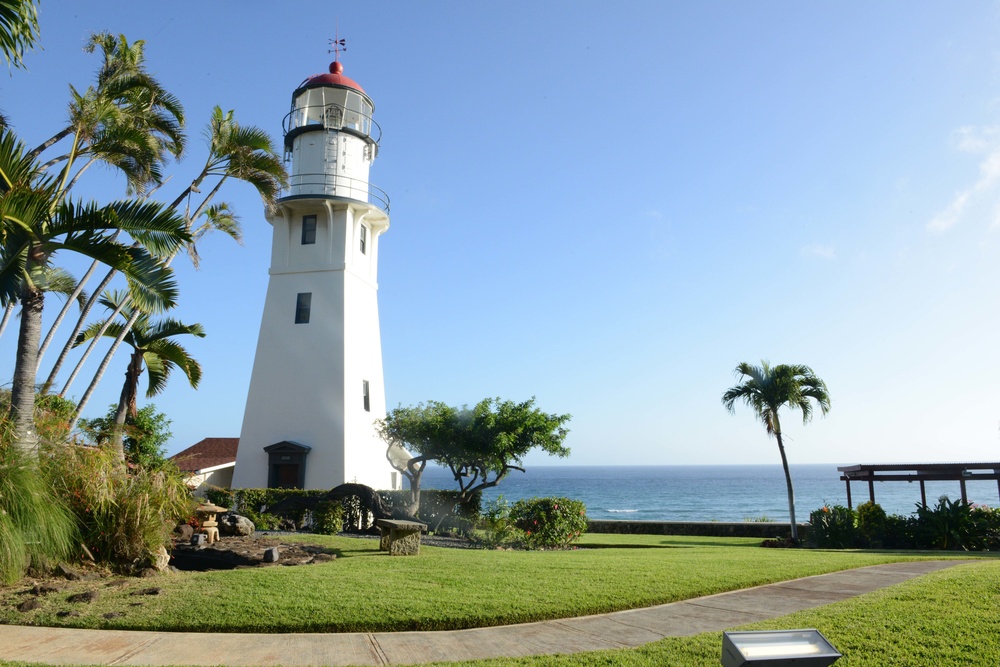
left=219, top=513, right=255, bottom=537
left=151, top=546, right=170, bottom=572
left=173, top=523, right=194, bottom=541
left=263, top=547, right=280, bottom=563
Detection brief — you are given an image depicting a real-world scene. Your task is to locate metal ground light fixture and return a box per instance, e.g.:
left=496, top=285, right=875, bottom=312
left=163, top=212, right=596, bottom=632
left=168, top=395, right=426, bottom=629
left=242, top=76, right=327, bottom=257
left=721, top=630, right=842, bottom=667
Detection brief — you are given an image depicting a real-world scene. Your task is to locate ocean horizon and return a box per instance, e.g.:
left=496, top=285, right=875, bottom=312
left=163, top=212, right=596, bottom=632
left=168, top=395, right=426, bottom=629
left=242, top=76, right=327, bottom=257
left=418, top=464, right=1000, bottom=523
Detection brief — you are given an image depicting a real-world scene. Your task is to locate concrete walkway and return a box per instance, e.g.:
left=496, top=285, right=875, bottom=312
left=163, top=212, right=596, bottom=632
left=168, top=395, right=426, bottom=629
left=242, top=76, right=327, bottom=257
left=0, top=560, right=972, bottom=666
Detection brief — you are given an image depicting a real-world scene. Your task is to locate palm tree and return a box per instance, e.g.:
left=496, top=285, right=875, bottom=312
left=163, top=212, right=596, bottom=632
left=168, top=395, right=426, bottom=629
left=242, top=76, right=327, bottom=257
left=59, top=106, right=285, bottom=409
left=73, top=290, right=203, bottom=457
left=30, top=32, right=186, bottom=381
left=0, top=0, right=39, bottom=70
left=0, top=127, right=189, bottom=456
left=721, top=361, right=831, bottom=542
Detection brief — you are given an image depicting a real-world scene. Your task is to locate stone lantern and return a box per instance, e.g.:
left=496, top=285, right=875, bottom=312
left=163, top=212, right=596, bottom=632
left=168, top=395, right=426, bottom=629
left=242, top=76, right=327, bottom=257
left=195, top=502, right=227, bottom=545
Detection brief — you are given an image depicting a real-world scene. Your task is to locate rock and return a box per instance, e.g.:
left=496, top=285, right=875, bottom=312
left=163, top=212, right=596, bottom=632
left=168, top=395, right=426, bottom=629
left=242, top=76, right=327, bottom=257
left=262, top=547, right=280, bottom=563
left=17, top=598, right=42, bottom=612
left=67, top=590, right=99, bottom=604
left=56, top=563, right=98, bottom=581
left=138, top=568, right=159, bottom=578
left=219, top=513, right=255, bottom=537
left=56, top=610, right=80, bottom=618
left=131, top=587, right=161, bottom=596
left=102, top=612, right=125, bottom=619
left=191, top=533, right=207, bottom=546
left=31, top=584, right=62, bottom=596
left=173, top=524, right=194, bottom=541
left=152, top=546, right=170, bottom=572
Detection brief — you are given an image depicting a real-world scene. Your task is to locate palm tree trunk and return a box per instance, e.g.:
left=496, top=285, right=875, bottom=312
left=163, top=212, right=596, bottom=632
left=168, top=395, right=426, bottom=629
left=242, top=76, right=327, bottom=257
left=46, top=264, right=118, bottom=394
left=8, top=286, right=44, bottom=457
left=27, top=126, right=73, bottom=161
left=67, top=307, right=142, bottom=432
left=0, top=301, right=15, bottom=339
left=36, top=259, right=99, bottom=372
left=109, top=350, right=142, bottom=459
left=775, top=431, right=798, bottom=542
left=58, top=280, right=127, bottom=398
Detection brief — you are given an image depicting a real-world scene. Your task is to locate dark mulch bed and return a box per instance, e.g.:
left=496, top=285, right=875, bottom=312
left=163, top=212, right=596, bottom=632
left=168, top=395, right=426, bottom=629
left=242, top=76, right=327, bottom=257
left=170, top=534, right=337, bottom=571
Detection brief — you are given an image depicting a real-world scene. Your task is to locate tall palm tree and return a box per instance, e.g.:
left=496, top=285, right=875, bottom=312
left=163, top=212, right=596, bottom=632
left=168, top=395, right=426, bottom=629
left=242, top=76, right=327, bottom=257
left=721, top=361, right=831, bottom=542
left=60, top=106, right=285, bottom=408
left=73, top=290, right=203, bottom=457
left=0, top=0, right=39, bottom=70
left=31, top=32, right=186, bottom=379
left=0, top=127, right=189, bottom=456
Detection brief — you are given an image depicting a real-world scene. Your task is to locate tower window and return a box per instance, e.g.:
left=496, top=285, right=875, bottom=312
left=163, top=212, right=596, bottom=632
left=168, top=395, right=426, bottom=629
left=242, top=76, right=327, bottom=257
left=359, top=224, right=368, bottom=255
left=301, top=215, right=317, bottom=245
left=295, top=293, right=311, bottom=324
left=362, top=380, right=370, bottom=412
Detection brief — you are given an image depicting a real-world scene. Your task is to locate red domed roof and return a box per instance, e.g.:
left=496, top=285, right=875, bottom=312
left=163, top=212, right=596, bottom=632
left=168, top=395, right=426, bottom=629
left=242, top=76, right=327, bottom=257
left=299, top=61, right=365, bottom=94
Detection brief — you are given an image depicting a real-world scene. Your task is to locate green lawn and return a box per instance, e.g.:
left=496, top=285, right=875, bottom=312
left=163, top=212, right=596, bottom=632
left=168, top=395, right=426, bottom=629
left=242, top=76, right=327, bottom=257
left=0, top=533, right=979, bottom=634
left=435, top=560, right=1000, bottom=666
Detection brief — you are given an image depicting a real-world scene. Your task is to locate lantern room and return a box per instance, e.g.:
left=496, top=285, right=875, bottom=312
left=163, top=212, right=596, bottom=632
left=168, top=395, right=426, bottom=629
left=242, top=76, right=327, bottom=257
left=281, top=61, right=387, bottom=209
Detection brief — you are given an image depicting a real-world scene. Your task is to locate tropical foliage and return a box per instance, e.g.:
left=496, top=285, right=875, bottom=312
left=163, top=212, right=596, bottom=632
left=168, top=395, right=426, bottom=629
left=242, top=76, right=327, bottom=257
left=722, top=361, right=830, bottom=542
left=0, top=0, right=39, bottom=70
left=73, top=290, right=203, bottom=454
left=80, top=403, right=174, bottom=470
left=0, top=442, right=77, bottom=584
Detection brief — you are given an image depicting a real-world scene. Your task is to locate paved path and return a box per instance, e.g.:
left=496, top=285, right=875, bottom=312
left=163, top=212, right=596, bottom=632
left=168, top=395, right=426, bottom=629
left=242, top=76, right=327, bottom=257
left=0, top=560, right=973, bottom=666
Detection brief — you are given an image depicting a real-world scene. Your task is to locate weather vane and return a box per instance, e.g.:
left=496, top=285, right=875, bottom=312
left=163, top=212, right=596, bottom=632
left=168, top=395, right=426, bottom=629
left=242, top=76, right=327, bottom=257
left=328, top=31, right=347, bottom=62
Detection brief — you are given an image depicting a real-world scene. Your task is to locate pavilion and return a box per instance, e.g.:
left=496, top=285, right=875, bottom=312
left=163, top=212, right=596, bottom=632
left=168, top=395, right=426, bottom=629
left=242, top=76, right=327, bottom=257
left=838, top=462, right=1000, bottom=509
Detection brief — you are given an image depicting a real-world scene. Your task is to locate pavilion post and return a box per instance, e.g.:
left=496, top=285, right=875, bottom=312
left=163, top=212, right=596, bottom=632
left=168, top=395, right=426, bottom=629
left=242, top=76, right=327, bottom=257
left=845, top=480, right=852, bottom=509
left=868, top=479, right=875, bottom=504
left=960, top=479, right=968, bottom=505
left=919, top=480, right=927, bottom=508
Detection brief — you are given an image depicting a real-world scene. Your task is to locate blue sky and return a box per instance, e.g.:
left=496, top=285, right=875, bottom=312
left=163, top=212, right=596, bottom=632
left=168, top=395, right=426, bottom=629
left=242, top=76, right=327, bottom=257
left=4, top=1, right=1000, bottom=467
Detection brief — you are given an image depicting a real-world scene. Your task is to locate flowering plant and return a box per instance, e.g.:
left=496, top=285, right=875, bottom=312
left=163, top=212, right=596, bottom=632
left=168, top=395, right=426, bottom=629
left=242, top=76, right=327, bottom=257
left=509, top=497, right=587, bottom=549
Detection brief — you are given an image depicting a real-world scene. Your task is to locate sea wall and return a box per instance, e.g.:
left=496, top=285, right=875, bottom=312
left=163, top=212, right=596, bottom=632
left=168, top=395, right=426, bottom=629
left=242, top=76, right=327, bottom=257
left=587, top=519, right=810, bottom=540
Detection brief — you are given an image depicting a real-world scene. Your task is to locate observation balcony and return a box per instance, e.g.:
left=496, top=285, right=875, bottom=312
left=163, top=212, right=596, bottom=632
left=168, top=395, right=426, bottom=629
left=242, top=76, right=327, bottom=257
left=280, top=172, right=390, bottom=213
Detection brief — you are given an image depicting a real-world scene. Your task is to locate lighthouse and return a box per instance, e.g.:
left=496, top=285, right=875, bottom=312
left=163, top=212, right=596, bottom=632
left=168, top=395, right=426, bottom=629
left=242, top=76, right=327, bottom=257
left=232, top=55, right=397, bottom=491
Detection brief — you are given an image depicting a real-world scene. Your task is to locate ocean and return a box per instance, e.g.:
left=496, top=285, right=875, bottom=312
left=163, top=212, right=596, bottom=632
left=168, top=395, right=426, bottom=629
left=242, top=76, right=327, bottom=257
left=418, top=464, right=1000, bottom=522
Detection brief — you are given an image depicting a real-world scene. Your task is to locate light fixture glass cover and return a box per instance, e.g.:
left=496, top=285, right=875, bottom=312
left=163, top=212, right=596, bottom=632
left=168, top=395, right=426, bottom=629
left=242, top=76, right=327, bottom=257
left=721, top=630, right=842, bottom=667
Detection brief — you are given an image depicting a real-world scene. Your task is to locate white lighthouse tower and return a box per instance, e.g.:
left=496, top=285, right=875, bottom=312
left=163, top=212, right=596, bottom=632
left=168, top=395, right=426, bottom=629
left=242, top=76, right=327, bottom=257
left=232, top=54, right=397, bottom=491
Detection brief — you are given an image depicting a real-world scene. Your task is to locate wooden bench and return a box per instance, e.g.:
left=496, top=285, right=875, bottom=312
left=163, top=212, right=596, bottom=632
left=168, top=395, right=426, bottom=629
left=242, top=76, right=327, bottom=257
left=375, top=519, right=427, bottom=555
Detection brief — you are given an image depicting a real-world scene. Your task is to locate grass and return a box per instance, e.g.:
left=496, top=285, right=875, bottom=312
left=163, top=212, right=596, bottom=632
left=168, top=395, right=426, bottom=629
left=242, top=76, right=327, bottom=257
left=429, top=560, right=1000, bottom=666
left=0, top=532, right=981, bottom=634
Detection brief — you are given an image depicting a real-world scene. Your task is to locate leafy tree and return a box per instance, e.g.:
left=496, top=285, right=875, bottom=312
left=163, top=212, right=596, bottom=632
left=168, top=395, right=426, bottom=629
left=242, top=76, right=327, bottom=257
left=379, top=397, right=571, bottom=516
left=722, top=361, right=831, bottom=542
left=80, top=402, right=172, bottom=470
left=0, top=0, right=39, bottom=70
left=73, top=290, right=203, bottom=456
left=0, top=127, right=188, bottom=456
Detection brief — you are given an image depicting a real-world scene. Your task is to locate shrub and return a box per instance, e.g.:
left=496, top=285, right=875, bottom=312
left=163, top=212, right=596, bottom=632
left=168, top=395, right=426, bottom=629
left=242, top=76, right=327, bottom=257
left=46, top=444, right=194, bottom=570
left=0, top=444, right=78, bottom=584
left=969, top=505, right=1000, bottom=550
left=856, top=501, right=888, bottom=548
left=312, top=501, right=344, bottom=535
left=477, top=496, right=523, bottom=548
left=509, top=497, right=587, bottom=549
left=808, top=504, right=858, bottom=548
left=915, top=496, right=974, bottom=550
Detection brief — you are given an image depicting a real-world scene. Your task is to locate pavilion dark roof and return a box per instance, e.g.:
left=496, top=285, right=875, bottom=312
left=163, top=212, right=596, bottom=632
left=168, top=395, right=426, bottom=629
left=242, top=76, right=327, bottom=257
left=170, top=438, right=239, bottom=473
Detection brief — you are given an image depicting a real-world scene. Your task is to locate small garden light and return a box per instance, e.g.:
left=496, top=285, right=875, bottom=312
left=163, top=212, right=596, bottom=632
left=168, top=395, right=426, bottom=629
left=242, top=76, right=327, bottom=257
left=721, top=630, right=842, bottom=667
